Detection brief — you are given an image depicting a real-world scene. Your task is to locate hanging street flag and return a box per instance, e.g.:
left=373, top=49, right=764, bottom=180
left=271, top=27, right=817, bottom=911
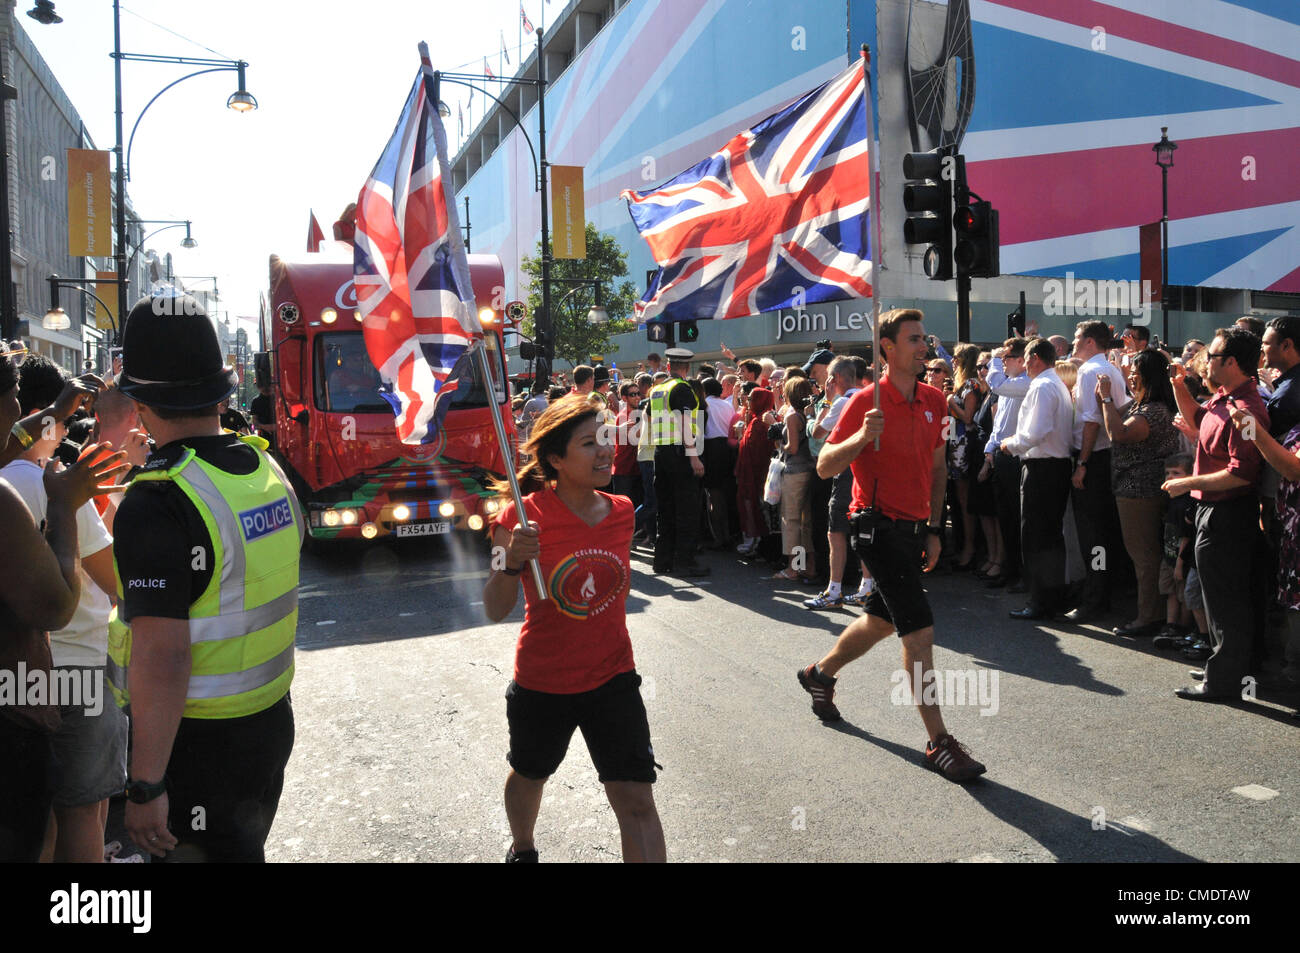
left=520, top=5, right=534, bottom=33
left=1139, top=221, right=1163, bottom=306
left=550, top=165, right=587, bottom=259
left=307, top=210, right=325, bottom=253
left=501, top=29, right=511, bottom=65
left=458, top=100, right=464, bottom=140
left=354, top=42, right=482, bottom=445
left=483, top=56, right=495, bottom=80
left=67, top=149, right=112, bottom=257
left=621, top=60, right=872, bottom=322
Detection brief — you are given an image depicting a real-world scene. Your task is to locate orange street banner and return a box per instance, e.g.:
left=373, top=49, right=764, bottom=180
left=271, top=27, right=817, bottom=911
left=94, top=270, right=118, bottom=330
left=550, top=165, right=586, bottom=260
left=67, top=150, right=112, bottom=257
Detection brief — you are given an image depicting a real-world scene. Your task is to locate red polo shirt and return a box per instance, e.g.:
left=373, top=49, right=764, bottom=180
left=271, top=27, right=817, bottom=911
left=1191, top=379, right=1269, bottom=502
left=829, top=373, right=947, bottom=521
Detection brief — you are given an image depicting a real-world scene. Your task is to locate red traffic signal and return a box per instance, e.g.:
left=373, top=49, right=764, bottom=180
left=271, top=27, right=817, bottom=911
left=954, top=200, right=1000, bottom=279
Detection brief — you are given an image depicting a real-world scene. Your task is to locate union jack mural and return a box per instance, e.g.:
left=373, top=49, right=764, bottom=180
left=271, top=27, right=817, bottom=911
left=355, top=43, right=481, bottom=446
left=622, top=60, right=873, bottom=322
left=454, top=0, right=1299, bottom=312
left=966, top=0, right=1300, bottom=293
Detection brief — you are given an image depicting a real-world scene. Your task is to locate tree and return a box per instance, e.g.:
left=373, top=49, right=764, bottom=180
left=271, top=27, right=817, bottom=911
left=519, top=223, right=640, bottom=367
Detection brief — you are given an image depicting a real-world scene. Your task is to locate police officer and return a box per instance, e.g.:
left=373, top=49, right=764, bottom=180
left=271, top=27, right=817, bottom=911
left=111, top=292, right=303, bottom=861
left=647, top=347, right=709, bottom=577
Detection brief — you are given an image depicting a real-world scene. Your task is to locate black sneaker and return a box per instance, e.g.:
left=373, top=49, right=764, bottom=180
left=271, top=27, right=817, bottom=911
left=1182, top=638, right=1212, bottom=662
left=1152, top=624, right=1187, bottom=650
left=506, top=846, right=539, bottom=863
left=797, top=664, right=841, bottom=721
left=925, top=734, right=987, bottom=782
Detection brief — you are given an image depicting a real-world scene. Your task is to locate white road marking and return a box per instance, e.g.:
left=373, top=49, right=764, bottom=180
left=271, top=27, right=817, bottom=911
left=1231, top=784, right=1279, bottom=801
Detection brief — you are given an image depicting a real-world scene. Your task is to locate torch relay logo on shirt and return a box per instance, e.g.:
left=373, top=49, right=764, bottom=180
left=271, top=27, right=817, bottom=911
left=548, top=549, right=629, bottom=620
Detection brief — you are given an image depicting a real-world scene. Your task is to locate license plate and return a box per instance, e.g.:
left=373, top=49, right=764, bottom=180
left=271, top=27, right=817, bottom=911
left=395, top=520, right=452, bottom=537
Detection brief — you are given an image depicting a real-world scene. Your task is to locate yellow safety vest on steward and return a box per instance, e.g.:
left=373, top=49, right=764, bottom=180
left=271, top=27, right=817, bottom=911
left=108, top=434, right=303, bottom=718
left=647, top=378, right=701, bottom=447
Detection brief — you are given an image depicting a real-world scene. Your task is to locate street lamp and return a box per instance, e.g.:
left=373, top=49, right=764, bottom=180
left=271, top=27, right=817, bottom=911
left=44, top=274, right=123, bottom=340
left=433, top=30, right=553, bottom=384
left=554, top=279, right=608, bottom=325
left=29, top=2, right=256, bottom=338
left=124, top=220, right=197, bottom=298
left=1153, top=127, right=1177, bottom=344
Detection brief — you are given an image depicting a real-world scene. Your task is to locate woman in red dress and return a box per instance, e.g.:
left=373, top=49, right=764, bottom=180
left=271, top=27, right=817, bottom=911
left=734, top=386, right=774, bottom=555
left=484, top=395, right=665, bottom=862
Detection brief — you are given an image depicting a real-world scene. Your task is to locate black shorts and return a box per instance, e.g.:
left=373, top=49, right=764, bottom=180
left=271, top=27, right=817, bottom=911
left=848, top=512, right=935, bottom=636
left=828, top=469, right=854, bottom=534
left=506, top=671, right=658, bottom=784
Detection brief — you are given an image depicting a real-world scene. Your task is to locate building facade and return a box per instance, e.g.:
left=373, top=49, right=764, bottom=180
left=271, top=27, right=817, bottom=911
left=450, top=0, right=1299, bottom=370
left=2, top=0, right=147, bottom=372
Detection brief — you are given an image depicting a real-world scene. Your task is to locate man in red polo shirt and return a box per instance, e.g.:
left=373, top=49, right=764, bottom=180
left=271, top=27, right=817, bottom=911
left=1163, top=327, right=1270, bottom=701
left=796, top=308, right=986, bottom=782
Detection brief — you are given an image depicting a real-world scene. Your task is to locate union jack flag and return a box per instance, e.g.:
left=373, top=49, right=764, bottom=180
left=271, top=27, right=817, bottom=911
left=354, top=42, right=481, bottom=445
left=484, top=57, right=495, bottom=81
left=521, top=5, right=534, bottom=34
left=969, top=0, right=1300, bottom=294
left=622, top=60, right=873, bottom=322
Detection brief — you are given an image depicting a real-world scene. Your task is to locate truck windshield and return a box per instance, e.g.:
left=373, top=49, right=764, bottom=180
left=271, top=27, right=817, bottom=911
left=313, top=330, right=508, bottom=414
left=314, top=334, right=390, bottom=413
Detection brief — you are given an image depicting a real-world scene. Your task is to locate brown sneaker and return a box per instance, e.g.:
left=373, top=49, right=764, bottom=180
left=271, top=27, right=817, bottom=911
left=797, top=664, right=841, bottom=721
left=925, top=734, right=986, bottom=782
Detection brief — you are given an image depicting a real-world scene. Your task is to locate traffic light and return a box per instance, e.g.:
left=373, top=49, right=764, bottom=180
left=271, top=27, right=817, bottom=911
left=1007, top=290, right=1026, bottom=338
left=954, top=201, right=1000, bottom=279
left=646, top=321, right=674, bottom=346
left=902, top=149, right=953, bottom=281
left=678, top=320, right=699, bottom=343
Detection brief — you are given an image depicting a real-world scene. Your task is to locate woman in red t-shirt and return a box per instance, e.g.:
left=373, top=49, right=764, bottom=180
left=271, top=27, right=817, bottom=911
left=483, top=395, right=665, bottom=863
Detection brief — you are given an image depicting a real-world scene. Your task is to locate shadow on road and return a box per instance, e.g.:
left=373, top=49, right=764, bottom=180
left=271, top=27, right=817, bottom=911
left=296, top=531, right=504, bottom=650
left=825, top=719, right=1200, bottom=862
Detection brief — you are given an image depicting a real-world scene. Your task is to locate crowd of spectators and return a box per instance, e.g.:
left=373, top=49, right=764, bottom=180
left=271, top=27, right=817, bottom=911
left=514, top=314, right=1300, bottom=703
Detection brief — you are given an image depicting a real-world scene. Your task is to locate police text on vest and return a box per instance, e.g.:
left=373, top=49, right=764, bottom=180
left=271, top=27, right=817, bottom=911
left=239, top=497, right=295, bottom=541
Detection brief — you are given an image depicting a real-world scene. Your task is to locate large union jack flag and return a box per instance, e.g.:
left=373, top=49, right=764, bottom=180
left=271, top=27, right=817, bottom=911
left=969, top=0, right=1300, bottom=294
left=355, top=43, right=481, bottom=445
left=622, top=60, right=873, bottom=323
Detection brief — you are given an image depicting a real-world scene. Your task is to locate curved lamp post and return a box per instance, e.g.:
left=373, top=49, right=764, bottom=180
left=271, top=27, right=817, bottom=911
left=124, top=219, right=196, bottom=285
left=28, top=2, right=256, bottom=338
left=431, top=32, right=553, bottom=384
left=43, top=274, right=123, bottom=343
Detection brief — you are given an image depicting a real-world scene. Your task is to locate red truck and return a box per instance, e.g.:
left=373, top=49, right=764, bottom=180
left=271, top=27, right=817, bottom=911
left=257, top=244, right=515, bottom=541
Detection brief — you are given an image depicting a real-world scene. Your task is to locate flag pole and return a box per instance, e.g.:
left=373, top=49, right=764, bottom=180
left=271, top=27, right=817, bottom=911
left=472, top=339, right=547, bottom=598
left=426, top=45, right=546, bottom=597
left=861, top=43, right=884, bottom=449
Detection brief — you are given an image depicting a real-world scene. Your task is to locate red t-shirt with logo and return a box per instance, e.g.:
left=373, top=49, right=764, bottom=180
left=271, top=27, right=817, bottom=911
left=494, top=487, right=635, bottom=694
left=828, top=374, right=947, bottom=522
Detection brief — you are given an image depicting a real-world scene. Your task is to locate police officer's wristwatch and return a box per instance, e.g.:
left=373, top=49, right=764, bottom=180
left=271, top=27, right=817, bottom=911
left=125, top=777, right=167, bottom=803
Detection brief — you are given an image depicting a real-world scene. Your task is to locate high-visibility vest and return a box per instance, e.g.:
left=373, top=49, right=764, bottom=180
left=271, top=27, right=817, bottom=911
left=110, top=434, right=303, bottom=719
left=647, top=378, right=700, bottom=447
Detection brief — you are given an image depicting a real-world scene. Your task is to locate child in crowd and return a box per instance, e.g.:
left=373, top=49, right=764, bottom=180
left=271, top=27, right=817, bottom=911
left=1153, top=453, right=1211, bottom=656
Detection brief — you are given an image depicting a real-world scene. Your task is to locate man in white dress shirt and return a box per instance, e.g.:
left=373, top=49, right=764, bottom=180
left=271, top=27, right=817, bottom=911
left=1000, top=338, right=1076, bottom=620
left=1068, top=320, right=1132, bottom=623
left=984, top=337, right=1030, bottom=589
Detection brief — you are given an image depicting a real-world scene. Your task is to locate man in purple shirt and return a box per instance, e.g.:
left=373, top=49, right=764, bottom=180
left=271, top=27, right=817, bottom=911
left=1163, top=327, right=1269, bottom=701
